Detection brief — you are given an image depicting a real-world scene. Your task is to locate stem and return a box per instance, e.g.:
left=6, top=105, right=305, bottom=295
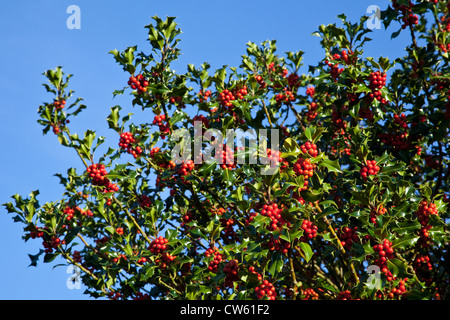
left=112, top=197, right=154, bottom=244
left=77, top=233, right=108, bottom=259
left=315, top=202, right=360, bottom=284
left=62, top=251, right=107, bottom=295
left=289, top=252, right=299, bottom=299
left=408, top=23, right=418, bottom=49
left=158, top=278, right=181, bottom=295
left=262, top=100, right=274, bottom=128
left=65, top=131, right=89, bottom=169
left=288, top=103, right=306, bottom=132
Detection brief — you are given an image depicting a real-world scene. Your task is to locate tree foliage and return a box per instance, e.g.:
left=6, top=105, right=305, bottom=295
left=3, top=1, right=450, bottom=300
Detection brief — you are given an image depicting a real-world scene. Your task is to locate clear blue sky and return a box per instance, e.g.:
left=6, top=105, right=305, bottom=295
left=0, top=0, right=409, bottom=299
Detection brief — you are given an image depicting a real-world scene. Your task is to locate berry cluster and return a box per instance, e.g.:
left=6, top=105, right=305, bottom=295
left=336, top=290, right=352, bottom=300
left=368, top=71, right=387, bottom=104
left=220, top=144, right=236, bottom=170
left=388, top=278, right=408, bottom=299
left=133, top=292, right=150, bottom=300
left=29, top=228, right=44, bottom=239
left=393, top=113, right=408, bottom=129
left=359, top=106, right=374, bottom=122
left=168, top=96, right=184, bottom=107
left=337, top=226, right=359, bottom=250
left=107, top=291, right=122, bottom=300
left=306, top=102, right=318, bottom=121
left=86, top=163, right=119, bottom=205
left=205, top=247, right=223, bottom=273
left=370, top=205, right=387, bottom=224
left=392, top=0, right=419, bottom=29
left=149, top=236, right=168, bottom=255
left=324, top=59, right=344, bottom=82
left=301, top=288, right=319, bottom=300
left=178, top=160, right=195, bottom=177
left=198, top=89, right=212, bottom=102
left=116, top=227, right=124, bottom=235
left=260, top=202, right=286, bottom=231
left=340, top=50, right=351, bottom=64
left=150, top=147, right=161, bottom=158
left=119, top=132, right=142, bottom=158
left=373, top=239, right=395, bottom=281
left=360, top=160, right=380, bottom=181
left=72, top=250, right=82, bottom=263
left=331, top=106, right=347, bottom=131
left=113, top=254, right=127, bottom=264
left=416, top=200, right=438, bottom=248
left=249, top=266, right=263, bottom=281
left=223, top=259, right=239, bottom=288
left=267, top=62, right=288, bottom=77
left=218, top=87, right=248, bottom=112
left=234, top=86, right=248, bottom=100
left=218, top=89, right=235, bottom=110
left=419, top=225, right=433, bottom=247
left=128, top=74, right=149, bottom=94
left=220, top=218, right=238, bottom=243
left=416, top=200, right=438, bottom=226
left=300, top=141, right=318, bottom=157
left=63, top=206, right=93, bottom=221
left=255, top=75, right=266, bottom=89
left=378, top=131, right=412, bottom=151
left=275, top=88, right=295, bottom=104
left=424, top=155, right=440, bottom=170
left=138, top=195, right=152, bottom=208
left=192, top=114, right=210, bottom=129
left=293, top=157, right=316, bottom=185
left=306, top=86, right=315, bottom=98
left=155, top=252, right=176, bottom=269
left=287, top=73, right=300, bottom=89
left=137, top=256, right=147, bottom=264
left=300, top=219, right=318, bottom=242
left=42, top=236, right=64, bottom=254
left=181, top=210, right=194, bottom=227
left=266, top=148, right=288, bottom=171
left=149, top=236, right=175, bottom=268
left=152, top=114, right=170, bottom=139
left=266, top=235, right=291, bottom=254
left=255, top=280, right=277, bottom=300
left=414, top=254, right=433, bottom=272
left=53, top=99, right=66, bottom=110
left=87, top=163, right=108, bottom=185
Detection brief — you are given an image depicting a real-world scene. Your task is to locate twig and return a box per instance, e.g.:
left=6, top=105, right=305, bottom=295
left=288, top=103, right=306, bottom=132
left=112, top=197, right=154, bottom=244
left=262, top=100, right=274, bottom=128
left=315, top=202, right=360, bottom=284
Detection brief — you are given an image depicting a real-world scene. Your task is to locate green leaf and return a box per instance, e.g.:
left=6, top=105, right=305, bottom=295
left=170, top=110, right=187, bottom=126
left=299, top=242, right=313, bottom=262
left=268, top=253, right=284, bottom=276
left=28, top=250, right=44, bottom=267
left=319, top=159, right=342, bottom=173
left=221, top=168, right=235, bottom=187
left=391, top=28, right=402, bottom=39
left=283, top=138, right=300, bottom=153
left=44, top=252, right=59, bottom=263
left=391, top=234, right=419, bottom=250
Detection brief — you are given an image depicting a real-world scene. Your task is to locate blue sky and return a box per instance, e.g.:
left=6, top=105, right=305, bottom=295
left=0, top=0, right=410, bottom=299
